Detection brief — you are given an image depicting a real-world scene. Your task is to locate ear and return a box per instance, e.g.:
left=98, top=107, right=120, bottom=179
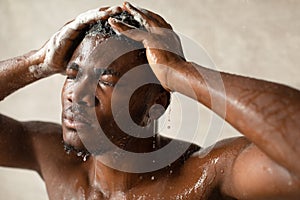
left=148, top=90, right=169, bottom=120
left=154, top=90, right=169, bottom=109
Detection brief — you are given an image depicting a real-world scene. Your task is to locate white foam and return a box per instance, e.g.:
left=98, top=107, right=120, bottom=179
left=28, top=64, right=52, bottom=79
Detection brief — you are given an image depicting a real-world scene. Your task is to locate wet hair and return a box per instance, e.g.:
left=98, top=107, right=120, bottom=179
left=86, top=11, right=144, bottom=49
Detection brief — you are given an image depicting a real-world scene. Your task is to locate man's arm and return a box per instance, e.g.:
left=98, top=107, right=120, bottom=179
left=112, top=1, right=300, bottom=176
left=111, top=2, right=300, bottom=198
left=0, top=6, right=122, bottom=101
left=0, top=114, right=38, bottom=170
left=0, top=6, right=122, bottom=170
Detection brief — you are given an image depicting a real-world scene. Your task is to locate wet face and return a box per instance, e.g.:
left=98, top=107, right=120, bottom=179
left=61, top=35, right=167, bottom=153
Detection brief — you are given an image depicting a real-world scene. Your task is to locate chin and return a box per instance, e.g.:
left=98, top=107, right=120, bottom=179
left=63, top=124, right=114, bottom=155
left=62, top=125, right=86, bottom=150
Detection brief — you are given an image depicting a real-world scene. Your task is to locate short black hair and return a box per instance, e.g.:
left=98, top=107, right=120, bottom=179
left=86, top=11, right=143, bottom=49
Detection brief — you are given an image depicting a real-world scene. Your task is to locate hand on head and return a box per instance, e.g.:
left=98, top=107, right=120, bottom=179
left=38, top=6, right=123, bottom=74
left=37, top=2, right=185, bottom=92
left=109, top=2, right=186, bottom=91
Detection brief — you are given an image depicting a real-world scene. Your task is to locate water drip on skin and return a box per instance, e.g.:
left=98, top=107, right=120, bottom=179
left=83, top=154, right=88, bottom=162
left=167, top=107, right=172, bottom=130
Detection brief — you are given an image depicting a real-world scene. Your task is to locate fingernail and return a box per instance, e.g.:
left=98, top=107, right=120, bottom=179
left=109, top=18, right=116, bottom=23
left=109, top=18, right=120, bottom=24
left=124, top=2, right=131, bottom=8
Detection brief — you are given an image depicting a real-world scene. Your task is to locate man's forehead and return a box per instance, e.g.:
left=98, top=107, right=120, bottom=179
left=70, top=35, right=146, bottom=74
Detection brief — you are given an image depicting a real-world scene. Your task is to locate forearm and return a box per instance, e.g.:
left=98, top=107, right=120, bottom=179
left=0, top=49, right=54, bottom=100
left=168, top=61, right=300, bottom=174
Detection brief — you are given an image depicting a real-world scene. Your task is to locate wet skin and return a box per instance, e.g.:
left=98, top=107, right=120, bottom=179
left=0, top=3, right=300, bottom=200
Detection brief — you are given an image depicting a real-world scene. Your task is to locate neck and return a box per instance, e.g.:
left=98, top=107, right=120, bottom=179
left=88, top=134, right=171, bottom=195
left=89, top=156, right=139, bottom=196
left=103, top=119, right=163, bottom=153
left=87, top=137, right=200, bottom=197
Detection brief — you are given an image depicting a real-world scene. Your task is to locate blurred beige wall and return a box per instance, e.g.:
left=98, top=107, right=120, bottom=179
left=0, top=0, right=299, bottom=199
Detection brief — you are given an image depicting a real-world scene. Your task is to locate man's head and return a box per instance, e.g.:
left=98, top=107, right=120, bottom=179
left=61, top=11, right=170, bottom=154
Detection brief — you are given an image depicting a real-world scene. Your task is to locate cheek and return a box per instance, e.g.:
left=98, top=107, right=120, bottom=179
left=94, top=87, right=115, bottom=120
left=61, top=80, right=76, bottom=105
left=61, top=81, right=69, bottom=105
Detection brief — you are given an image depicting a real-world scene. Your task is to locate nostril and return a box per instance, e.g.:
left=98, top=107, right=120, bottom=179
left=67, top=94, right=73, bottom=103
left=95, top=97, right=100, bottom=106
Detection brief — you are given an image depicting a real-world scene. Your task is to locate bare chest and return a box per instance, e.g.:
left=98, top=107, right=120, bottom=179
left=45, top=169, right=223, bottom=200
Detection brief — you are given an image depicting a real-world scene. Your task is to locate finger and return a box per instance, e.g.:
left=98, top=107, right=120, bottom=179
left=55, top=6, right=124, bottom=54
left=99, top=6, right=110, bottom=12
left=104, top=6, right=123, bottom=17
left=68, top=6, right=122, bottom=31
left=108, top=18, right=147, bottom=42
left=67, top=9, right=104, bottom=30
left=122, top=2, right=155, bottom=28
left=140, top=9, right=172, bottom=29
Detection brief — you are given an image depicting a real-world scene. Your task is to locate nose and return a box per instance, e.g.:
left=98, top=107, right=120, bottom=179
left=70, top=77, right=96, bottom=107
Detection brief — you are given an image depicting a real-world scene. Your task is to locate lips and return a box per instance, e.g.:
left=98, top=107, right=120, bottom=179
left=63, top=106, right=94, bottom=130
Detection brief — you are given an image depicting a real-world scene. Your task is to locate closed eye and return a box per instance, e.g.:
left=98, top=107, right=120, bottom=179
left=99, top=81, right=114, bottom=87
left=98, top=74, right=117, bottom=87
left=66, top=62, right=80, bottom=80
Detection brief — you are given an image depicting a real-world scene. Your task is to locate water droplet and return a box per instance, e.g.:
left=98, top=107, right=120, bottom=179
left=152, top=160, right=156, bottom=163
left=220, top=169, right=224, bottom=174
left=151, top=176, right=155, bottom=180
left=83, top=155, right=88, bottom=162
left=169, top=170, right=173, bottom=174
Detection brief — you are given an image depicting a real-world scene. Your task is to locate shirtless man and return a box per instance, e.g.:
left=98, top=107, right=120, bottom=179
left=0, top=2, right=299, bottom=199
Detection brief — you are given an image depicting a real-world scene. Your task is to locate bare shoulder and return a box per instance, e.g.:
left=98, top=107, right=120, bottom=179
left=0, top=114, right=71, bottom=171
left=183, top=136, right=251, bottom=172
left=22, top=121, right=65, bottom=163
left=22, top=121, right=82, bottom=177
left=180, top=136, right=251, bottom=189
left=180, top=136, right=300, bottom=199
left=22, top=120, right=63, bottom=152
left=162, top=137, right=250, bottom=199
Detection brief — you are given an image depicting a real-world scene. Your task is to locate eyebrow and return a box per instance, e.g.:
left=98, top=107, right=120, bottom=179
left=67, top=63, right=121, bottom=77
left=94, top=68, right=121, bottom=77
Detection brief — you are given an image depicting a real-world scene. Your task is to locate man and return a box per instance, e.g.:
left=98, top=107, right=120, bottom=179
left=0, top=2, right=299, bottom=199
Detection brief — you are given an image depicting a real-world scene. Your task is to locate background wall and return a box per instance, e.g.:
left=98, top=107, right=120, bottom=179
left=0, top=0, right=299, bottom=199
